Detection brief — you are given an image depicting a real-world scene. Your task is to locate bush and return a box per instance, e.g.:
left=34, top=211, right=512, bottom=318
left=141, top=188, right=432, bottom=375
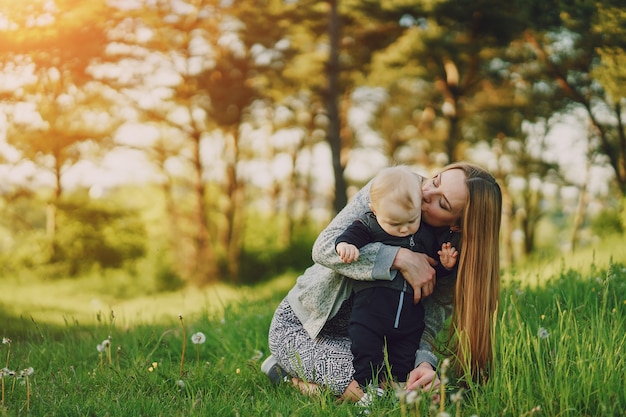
left=237, top=219, right=319, bottom=284
left=51, top=197, right=147, bottom=276
left=590, top=205, right=624, bottom=238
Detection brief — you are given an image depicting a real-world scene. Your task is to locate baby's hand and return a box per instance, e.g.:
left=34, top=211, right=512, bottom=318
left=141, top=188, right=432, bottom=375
left=336, top=242, right=360, bottom=263
left=438, top=242, right=458, bottom=270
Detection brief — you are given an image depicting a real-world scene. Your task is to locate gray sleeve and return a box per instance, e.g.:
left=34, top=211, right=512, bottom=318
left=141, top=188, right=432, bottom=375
left=312, top=180, right=399, bottom=282
left=414, top=294, right=453, bottom=370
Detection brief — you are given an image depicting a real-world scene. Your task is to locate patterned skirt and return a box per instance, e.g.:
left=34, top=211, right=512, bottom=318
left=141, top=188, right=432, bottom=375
left=268, top=297, right=354, bottom=396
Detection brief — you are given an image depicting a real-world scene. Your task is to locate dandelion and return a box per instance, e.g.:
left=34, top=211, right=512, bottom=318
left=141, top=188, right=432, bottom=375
left=450, top=388, right=464, bottom=417
left=148, top=362, right=158, bottom=372
left=191, top=332, right=206, bottom=371
left=177, top=379, right=185, bottom=389
left=103, top=337, right=113, bottom=365
left=394, top=384, right=408, bottom=417
left=439, top=358, right=451, bottom=415
left=116, top=346, right=122, bottom=370
left=18, top=367, right=34, bottom=411
left=405, top=389, right=422, bottom=417
left=236, top=368, right=241, bottom=374
left=97, top=343, right=105, bottom=369
left=3, top=337, right=10, bottom=368
left=191, top=332, right=206, bottom=345
left=537, top=327, right=550, bottom=339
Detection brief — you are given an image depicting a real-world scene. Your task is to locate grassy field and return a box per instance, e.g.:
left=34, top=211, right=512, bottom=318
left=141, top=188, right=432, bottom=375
left=1, top=237, right=625, bottom=416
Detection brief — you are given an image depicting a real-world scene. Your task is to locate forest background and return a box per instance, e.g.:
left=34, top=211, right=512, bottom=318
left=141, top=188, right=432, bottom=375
left=0, top=0, right=625, bottom=300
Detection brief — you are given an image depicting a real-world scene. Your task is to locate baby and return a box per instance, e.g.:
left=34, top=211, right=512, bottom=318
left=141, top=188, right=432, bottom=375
left=335, top=165, right=457, bottom=390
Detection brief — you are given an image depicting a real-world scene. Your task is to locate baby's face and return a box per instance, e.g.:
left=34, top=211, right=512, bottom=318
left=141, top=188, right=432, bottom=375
left=373, top=199, right=421, bottom=237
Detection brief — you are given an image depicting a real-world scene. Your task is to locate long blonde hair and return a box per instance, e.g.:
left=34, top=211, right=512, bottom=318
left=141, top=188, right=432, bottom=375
left=443, top=163, right=502, bottom=380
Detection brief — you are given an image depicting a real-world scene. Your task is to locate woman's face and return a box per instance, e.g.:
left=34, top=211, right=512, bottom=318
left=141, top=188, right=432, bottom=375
left=421, top=168, right=468, bottom=228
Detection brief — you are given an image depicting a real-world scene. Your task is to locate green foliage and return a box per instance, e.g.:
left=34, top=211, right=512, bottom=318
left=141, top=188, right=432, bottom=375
left=153, top=254, right=187, bottom=293
left=590, top=205, right=624, bottom=238
left=477, top=262, right=626, bottom=416
left=51, top=196, right=147, bottom=276
left=237, top=216, right=319, bottom=284
left=1, top=262, right=625, bottom=416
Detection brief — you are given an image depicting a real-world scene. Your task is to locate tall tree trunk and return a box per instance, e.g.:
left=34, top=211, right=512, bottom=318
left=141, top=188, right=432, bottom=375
left=571, top=138, right=592, bottom=252
left=326, top=0, right=347, bottom=213
left=224, top=128, right=244, bottom=281
left=47, top=154, right=63, bottom=260
left=191, top=130, right=216, bottom=284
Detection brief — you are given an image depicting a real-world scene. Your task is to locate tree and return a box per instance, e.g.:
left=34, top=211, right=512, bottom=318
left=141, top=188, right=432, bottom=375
left=524, top=0, right=626, bottom=196
left=98, top=0, right=301, bottom=283
left=365, top=0, right=537, bottom=164
left=0, top=0, right=119, bottom=255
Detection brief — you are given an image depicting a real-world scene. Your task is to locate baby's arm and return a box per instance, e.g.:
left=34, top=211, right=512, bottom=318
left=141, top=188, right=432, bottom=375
left=336, top=242, right=360, bottom=263
left=437, top=242, right=458, bottom=270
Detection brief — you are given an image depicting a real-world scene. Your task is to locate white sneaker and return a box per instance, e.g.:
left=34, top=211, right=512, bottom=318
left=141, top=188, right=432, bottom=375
left=356, top=392, right=373, bottom=408
left=261, top=355, right=288, bottom=385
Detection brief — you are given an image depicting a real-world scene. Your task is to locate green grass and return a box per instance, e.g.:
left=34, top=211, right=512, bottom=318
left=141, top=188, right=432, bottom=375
left=1, top=241, right=626, bottom=416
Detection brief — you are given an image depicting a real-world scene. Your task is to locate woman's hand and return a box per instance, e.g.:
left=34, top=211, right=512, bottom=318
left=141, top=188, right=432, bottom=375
left=405, top=362, right=440, bottom=392
left=392, top=248, right=438, bottom=303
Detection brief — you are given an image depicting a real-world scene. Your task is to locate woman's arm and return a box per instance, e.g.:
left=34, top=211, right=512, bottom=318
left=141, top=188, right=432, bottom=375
left=312, top=180, right=396, bottom=281
left=312, top=178, right=437, bottom=298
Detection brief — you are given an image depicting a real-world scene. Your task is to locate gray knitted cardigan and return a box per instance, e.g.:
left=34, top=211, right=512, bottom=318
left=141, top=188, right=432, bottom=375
left=286, top=176, right=452, bottom=370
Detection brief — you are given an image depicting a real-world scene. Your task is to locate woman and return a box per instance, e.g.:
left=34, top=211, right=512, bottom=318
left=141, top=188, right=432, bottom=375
left=263, top=162, right=502, bottom=401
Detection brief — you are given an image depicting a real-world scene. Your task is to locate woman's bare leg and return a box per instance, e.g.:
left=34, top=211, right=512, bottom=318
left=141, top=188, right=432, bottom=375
left=340, top=380, right=364, bottom=402
left=291, top=377, right=320, bottom=396
left=291, top=377, right=364, bottom=402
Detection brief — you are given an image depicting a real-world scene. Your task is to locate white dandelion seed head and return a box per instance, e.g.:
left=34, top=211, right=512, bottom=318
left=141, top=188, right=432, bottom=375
left=191, top=332, right=206, bottom=344
left=97, top=344, right=105, bottom=352
left=406, top=390, right=421, bottom=404
left=394, top=387, right=407, bottom=401
left=101, top=339, right=111, bottom=348
left=250, top=350, right=263, bottom=361
left=450, top=390, right=463, bottom=403
left=538, top=327, right=550, bottom=339
left=2, top=337, right=10, bottom=344
left=177, top=379, right=185, bottom=388
left=23, top=367, right=34, bottom=376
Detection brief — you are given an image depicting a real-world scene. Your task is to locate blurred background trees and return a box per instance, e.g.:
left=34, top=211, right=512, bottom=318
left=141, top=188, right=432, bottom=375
left=0, top=0, right=624, bottom=288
